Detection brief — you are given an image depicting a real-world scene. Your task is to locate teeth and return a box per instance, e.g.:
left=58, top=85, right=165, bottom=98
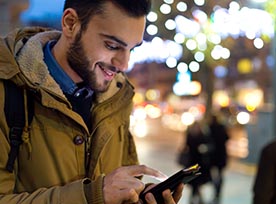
left=106, top=70, right=113, bottom=76
left=100, top=66, right=114, bottom=76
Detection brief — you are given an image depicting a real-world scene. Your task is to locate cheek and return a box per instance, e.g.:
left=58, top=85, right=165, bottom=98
left=83, top=44, right=112, bottom=65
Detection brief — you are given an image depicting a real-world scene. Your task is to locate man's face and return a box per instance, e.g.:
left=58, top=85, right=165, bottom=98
left=66, top=2, right=146, bottom=92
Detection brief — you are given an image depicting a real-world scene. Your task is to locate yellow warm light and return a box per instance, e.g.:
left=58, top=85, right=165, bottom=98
left=190, top=81, right=202, bottom=95
left=246, top=104, right=256, bottom=112
left=145, top=104, right=162, bottom=119
left=213, top=91, right=230, bottom=107
left=237, top=59, right=253, bottom=74
left=146, top=89, right=160, bottom=101
left=133, top=92, right=144, bottom=105
left=181, top=112, right=195, bottom=126
left=237, top=89, right=263, bottom=108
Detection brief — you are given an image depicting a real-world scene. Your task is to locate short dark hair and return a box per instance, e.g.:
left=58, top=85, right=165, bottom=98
left=63, top=0, right=152, bottom=31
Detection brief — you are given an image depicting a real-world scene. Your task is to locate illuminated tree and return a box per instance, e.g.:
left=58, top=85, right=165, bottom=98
left=144, top=0, right=273, bottom=119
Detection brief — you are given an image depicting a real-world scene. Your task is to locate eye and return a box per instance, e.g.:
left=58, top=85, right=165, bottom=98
left=105, top=42, right=120, bottom=50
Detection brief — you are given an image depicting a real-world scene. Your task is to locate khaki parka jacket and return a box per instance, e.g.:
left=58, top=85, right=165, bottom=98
left=0, top=27, right=139, bottom=204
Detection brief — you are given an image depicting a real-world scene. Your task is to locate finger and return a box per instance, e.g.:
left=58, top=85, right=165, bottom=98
left=172, top=183, right=184, bottom=203
left=145, top=193, right=157, bottom=204
left=116, top=179, right=145, bottom=194
left=127, top=165, right=168, bottom=180
left=144, top=183, right=157, bottom=192
left=162, top=189, right=175, bottom=204
left=120, top=188, right=140, bottom=203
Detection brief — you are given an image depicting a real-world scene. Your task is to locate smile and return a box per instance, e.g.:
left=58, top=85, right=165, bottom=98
left=98, top=63, right=116, bottom=80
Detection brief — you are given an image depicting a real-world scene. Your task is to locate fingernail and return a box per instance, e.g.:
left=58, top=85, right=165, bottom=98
left=145, top=193, right=155, bottom=203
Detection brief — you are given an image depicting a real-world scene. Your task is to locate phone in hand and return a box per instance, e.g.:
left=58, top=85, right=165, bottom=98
left=139, top=164, right=201, bottom=204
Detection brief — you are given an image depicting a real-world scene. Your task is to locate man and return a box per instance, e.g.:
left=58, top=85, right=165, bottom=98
left=0, top=0, right=184, bottom=204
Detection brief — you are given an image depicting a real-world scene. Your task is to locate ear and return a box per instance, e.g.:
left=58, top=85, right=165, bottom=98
left=62, top=8, right=80, bottom=38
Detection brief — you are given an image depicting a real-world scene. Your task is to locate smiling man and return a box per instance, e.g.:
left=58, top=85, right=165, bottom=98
left=0, top=1, right=184, bottom=204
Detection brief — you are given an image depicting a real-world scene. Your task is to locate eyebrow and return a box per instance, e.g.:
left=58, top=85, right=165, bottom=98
left=101, top=34, right=143, bottom=49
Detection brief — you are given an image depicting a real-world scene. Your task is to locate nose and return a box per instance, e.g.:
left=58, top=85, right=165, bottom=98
left=111, top=51, right=130, bottom=72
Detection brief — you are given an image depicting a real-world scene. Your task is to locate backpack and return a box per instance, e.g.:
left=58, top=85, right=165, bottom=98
left=3, top=80, right=34, bottom=172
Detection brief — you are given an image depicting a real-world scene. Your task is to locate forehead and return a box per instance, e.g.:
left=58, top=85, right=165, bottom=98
left=84, top=2, right=146, bottom=48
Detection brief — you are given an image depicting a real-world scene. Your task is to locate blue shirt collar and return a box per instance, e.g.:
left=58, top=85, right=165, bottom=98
left=43, top=40, right=77, bottom=95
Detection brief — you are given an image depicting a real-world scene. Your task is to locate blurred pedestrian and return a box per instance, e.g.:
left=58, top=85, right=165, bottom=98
left=208, top=114, right=229, bottom=204
left=253, top=140, right=276, bottom=204
left=185, top=121, right=213, bottom=204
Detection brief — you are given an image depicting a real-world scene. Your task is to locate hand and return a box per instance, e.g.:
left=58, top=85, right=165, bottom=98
left=103, top=165, right=167, bottom=204
left=141, top=183, right=184, bottom=204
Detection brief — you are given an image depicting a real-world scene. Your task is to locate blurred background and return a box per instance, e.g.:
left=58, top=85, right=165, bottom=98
left=1, top=0, right=275, bottom=203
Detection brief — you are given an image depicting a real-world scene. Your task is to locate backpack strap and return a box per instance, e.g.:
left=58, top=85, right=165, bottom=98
left=3, top=80, right=34, bottom=173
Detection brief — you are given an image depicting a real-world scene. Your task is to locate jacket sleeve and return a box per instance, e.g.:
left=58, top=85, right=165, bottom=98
left=0, top=165, right=104, bottom=204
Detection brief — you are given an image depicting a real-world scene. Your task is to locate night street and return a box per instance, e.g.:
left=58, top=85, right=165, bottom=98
left=133, top=118, right=256, bottom=204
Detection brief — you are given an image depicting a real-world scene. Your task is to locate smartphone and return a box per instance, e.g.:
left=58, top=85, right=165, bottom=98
left=139, top=164, right=201, bottom=204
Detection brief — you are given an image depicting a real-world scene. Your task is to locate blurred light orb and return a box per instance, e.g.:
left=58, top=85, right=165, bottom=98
left=214, top=65, right=228, bottom=78
left=208, top=34, right=221, bottom=45
left=160, top=4, right=171, bottom=14
left=192, top=9, right=208, bottom=23
left=194, top=0, right=205, bottom=6
left=246, top=104, right=256, bottom=112
left=177, top=62, right=189, bottom=73
left=175, top=15, right=200, bottom=38
left=146, top=89, right=160, bottom=101
left=186, top=39, right=197, bottom=50
left=189, top=61, right=200, bottom=72
left=173, top=81, right=187, bottom=96
left=133, top=107, right=147, bottom=121
left=147, top=11, right=158, bottom=22
left=194, top=51, right=205, bottom=62
left=229, top=1, right=240, bottom=13
left=188, top=106, right=202, bottom=119
left=174, top=33, right=185, bottom=44
left=236, top=112, right=250, bottom=125
left=164, top=0, right=174, bottom=4
left=133, top=92, right=145, bottom=105
left=213, top=90, right=230, bottom=107
left=211, top=45, right=225, bottom=60
left=221, top=48, right=231, bottom=59
left=189, top=81, right=202, bottom=95
left=146, top=24, right=158, bottom=35
left=181, top=112, right=195, bottom=126
left=176, top=2, right=187, bottom=12
left=165, top=40, right=183, bottom=59
left=237, top=59, right=252, bottom=74
left=145, top=104, right=162, bottom=119
left=165, top=19, right=176, bottom=30
left=253, top=38, right=264, bottom=49
left=266, top=55, right=275, bottom=68
left=166, top=57, right=178, bottom=68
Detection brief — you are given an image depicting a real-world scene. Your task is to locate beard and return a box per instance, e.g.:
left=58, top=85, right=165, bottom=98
left=66, top=30, right=110, bottom=92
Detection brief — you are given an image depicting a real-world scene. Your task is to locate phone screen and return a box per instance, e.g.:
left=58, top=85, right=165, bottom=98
left=139, top=164, right=201, bottom=204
